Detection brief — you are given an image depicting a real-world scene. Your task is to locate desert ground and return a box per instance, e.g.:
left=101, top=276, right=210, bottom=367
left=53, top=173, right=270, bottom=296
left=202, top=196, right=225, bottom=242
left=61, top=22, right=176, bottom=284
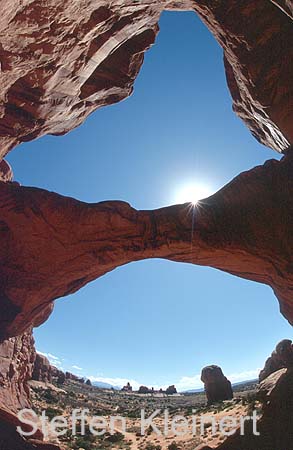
left=28, top=379, right=259, bottom=450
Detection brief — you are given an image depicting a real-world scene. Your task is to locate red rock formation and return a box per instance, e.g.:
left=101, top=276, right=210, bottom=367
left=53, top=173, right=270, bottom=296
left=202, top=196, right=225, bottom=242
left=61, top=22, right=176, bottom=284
left=201, top=365, right=233, bottom=405
left=0, top=329, right=35, bottom=412
left=0, top=413, right=59, bottom=450
left=65, top=371, right=84, bottom=383
left=31, top=355, right=83, bottom=385
left=32, top=353, right=53, bottom=384
left=0, top=332, right=60, bottom=449
left=165, top=385, right=177, bottom=395
left=0, top=2, right=292, bottom=447
left=1, top=150, right=293, bottom=338
left=51, top=366, right=66, bottom=384
left=196, top=368, right=293, bottom=450
left=138, top=386, right=150, bottom=394
left=0, top=0, right=292, bottom=158
left=259, top=339, right=293, bottom=382
left=0, top=160, right=13, bottom=182
left=122, top=382, right=133, bottom=392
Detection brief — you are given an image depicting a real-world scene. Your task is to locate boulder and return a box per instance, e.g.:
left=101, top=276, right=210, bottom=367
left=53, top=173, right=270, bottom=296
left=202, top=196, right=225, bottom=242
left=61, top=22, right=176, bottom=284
left=201, top=365, right=233, bottom=405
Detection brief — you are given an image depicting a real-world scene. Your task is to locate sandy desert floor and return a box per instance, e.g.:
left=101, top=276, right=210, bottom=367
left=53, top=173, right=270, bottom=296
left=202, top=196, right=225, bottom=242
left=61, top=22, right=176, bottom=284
left=27, top=379, right=260, bottom=450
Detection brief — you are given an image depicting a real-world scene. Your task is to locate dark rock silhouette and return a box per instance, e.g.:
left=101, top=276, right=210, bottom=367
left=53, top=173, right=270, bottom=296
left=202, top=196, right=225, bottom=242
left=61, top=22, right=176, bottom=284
left=138, top=386, right=150, bottom=394
left=122, top=382, right=132, bottom=392
left=166, top=385, right=177, bottom=395
left=201, top=365, right=233, bottom=405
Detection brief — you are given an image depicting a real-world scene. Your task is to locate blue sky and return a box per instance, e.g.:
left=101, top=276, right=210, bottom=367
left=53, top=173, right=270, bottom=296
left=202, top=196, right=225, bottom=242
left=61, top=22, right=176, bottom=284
left=7, top=11, right=292, bottom=391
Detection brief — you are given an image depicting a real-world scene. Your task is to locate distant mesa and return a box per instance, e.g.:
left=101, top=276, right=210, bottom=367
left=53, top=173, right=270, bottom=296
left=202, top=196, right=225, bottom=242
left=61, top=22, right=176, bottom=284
left=138, top=385, right=151, bottom=394
left=137, top=385, right=177, bottom=395
left=259, top=339, right=293, bottom=382
left=201, top=365, right=233, bottom=405
left=165, top=385, right=177, bottom=395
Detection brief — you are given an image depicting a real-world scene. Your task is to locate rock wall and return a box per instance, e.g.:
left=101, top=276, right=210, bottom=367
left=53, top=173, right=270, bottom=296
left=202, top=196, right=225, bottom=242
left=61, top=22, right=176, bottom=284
left=32, top=353, right=53, bottom=384
left=0, top=329, right=35, bottom=412
left=0, top=333, right=64, bottom=448
left=0, top=413, right=60, bottom=450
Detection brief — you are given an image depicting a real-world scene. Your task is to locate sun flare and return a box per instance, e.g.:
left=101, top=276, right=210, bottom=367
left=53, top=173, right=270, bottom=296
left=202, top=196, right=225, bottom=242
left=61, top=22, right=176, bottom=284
left=175, top=183, right=214, bottom=205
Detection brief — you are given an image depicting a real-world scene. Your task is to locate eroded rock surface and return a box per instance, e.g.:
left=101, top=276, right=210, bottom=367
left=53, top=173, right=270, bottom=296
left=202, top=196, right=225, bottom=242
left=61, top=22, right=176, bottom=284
left=0, top=332, right=60, bottom=449
left=197, top=368, right=293, bottom=450
left=32, top=353, right=53, bottom=384
left=0, top=0, right=292, bottom=158
left=201, top=365, right=233, bottom=405
left=0, top=414, right=60, bottom=450
left=0, top=329, right=35, bottom=412
left=65, top=371, right=84, bottom=383
left=0, top=2, right=292, bottom=449
left=0, top=160, right=13, bottom=182
left=259, top=339, right=293, bottom=382
left=1, top=151, right=293, bottom=338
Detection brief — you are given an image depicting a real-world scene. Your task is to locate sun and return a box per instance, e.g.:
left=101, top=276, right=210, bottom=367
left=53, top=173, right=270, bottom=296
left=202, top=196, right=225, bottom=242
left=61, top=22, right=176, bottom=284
left=174, top=183, right=214, bottom=205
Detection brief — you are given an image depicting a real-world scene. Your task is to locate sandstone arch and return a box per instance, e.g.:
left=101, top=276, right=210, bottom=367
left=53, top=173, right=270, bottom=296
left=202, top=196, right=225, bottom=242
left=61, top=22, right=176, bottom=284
left=0, top=2, right=293, bottom=448
left=0, top=0, right=292, bottom=159
left=0, top=0, right=292, bottom=340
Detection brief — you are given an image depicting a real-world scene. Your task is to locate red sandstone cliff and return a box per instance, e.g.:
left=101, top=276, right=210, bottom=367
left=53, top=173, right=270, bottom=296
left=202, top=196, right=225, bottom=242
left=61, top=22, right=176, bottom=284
left=0, top=330, right=35, bottom=412
left=0, top=331, right=62, bottom=449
